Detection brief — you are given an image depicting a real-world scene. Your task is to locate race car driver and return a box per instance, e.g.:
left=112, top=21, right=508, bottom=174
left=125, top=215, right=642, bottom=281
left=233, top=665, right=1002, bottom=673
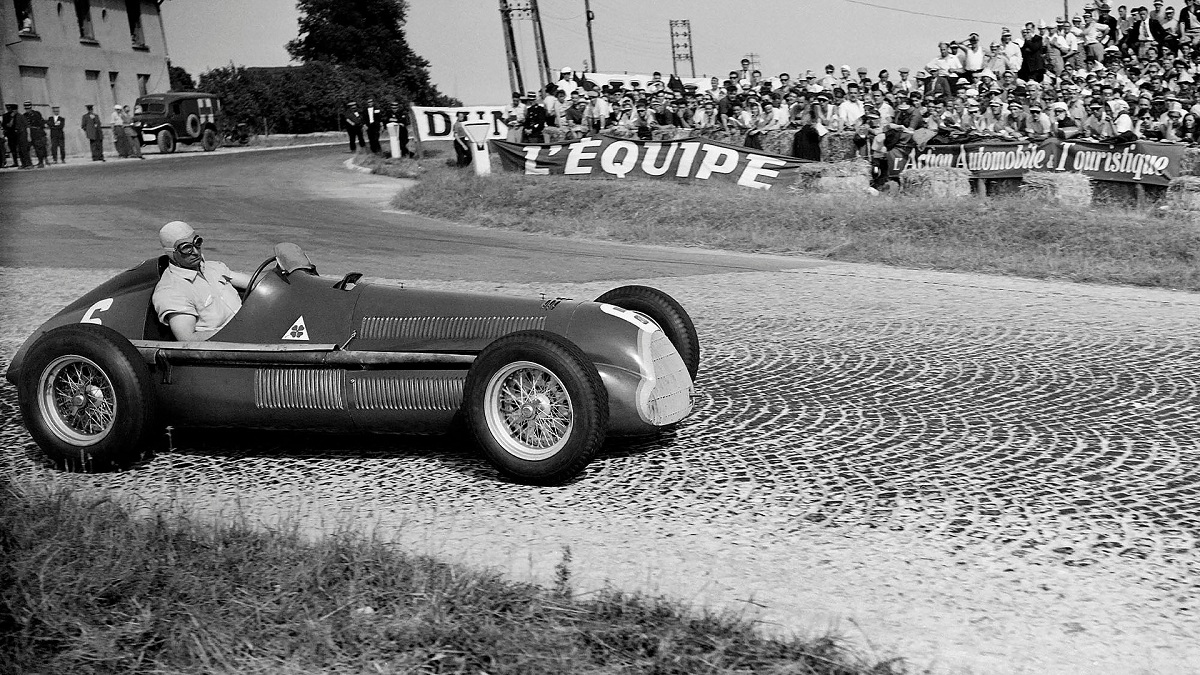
left=152, top=221, right=250, bottom=341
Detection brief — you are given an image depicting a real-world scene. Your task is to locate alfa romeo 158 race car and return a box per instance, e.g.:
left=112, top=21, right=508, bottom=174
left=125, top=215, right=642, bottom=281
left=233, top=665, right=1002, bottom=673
left=5, top=245, right=699, bottom=485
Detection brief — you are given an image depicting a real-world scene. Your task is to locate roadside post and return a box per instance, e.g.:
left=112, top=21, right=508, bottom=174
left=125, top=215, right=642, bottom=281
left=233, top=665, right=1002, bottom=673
left=462, top=122, right=493, bottom=176
left=387, top=122, right=401, bottom=158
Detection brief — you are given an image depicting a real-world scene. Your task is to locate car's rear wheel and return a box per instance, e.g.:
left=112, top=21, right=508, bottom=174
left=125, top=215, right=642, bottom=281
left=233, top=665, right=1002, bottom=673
left=201, top=128, right=218, bottom=152
left=18, top=324, right=158, bottom=472
left=595, top=285, right=700, bottom=380
left=464, top=330, right=607, bottom=484
left=156, top=129, right=176, bottom=154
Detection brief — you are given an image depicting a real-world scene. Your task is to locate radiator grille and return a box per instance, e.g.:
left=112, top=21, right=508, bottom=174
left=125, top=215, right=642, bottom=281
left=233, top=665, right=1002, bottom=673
left=360, top=316, right=545, bottom=341
left=255, top=369, right=345, bottom=410
left=646, top=331, right=693, bottom=425
left=351, top=374, right=465, bottom=411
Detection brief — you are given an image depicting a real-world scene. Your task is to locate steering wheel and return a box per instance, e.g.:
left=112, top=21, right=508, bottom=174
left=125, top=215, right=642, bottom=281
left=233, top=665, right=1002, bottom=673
left=246, top=255, right=278, bottom=296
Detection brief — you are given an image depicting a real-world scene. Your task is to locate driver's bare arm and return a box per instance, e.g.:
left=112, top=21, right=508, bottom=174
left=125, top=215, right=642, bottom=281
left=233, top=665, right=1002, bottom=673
left=166, top=314, right=220, bottom=342
left=228, top=271, right=251, bottom=289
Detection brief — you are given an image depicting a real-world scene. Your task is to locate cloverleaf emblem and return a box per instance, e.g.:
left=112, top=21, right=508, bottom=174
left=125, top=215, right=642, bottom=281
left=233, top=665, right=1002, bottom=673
left=290, top=323, right=305, bottom=338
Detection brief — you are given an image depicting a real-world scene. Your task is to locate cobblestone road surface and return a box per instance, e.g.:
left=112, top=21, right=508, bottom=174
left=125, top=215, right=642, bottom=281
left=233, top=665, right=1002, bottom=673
left=2, top=262, right=1198, bottom=674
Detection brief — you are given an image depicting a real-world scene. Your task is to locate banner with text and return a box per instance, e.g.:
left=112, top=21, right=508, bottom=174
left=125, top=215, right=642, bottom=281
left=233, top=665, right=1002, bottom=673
left=888, top=139, right=1185, bottom=186
left=492, top=135, right=810, bottom=190
left=411, top=105, right=509, bottom=144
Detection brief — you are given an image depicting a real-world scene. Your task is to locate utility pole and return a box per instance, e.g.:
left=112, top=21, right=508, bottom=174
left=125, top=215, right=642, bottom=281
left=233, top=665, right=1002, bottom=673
left=584, top=0, right=597, bottom=73
left=1063, top=0, right=1069, bottom=22
left=744, top=53, right=761, bottom=73
left=669, top=19, right=696, bottom=78
left=529, top=0, right=552, bottom=88
left=498, top=1, right=525, bottom=95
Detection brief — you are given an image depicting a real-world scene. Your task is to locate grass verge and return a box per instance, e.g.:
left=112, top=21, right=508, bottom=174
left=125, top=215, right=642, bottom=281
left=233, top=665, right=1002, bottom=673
left=396, top=169, right=1200, bottom=291
left=0, top=481, right=904, bottom=675
left=352, top=149, right=428, bottom=179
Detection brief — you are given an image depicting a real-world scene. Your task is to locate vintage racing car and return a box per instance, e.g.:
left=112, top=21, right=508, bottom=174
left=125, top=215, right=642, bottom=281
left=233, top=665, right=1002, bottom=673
left=5, top=245, right=699, bottom=484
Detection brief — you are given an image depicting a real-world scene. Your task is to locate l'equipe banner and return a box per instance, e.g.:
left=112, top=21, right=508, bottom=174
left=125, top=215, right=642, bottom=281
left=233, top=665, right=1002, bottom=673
left=411, top=105, right=509, bottom=144
left=889, top=138, right=1185, bottom=186
left=492, top=135, right=811, bottom=190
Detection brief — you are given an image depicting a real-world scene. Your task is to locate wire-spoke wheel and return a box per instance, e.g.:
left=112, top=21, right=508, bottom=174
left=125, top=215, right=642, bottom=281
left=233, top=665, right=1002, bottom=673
left=38, top=355, right=118, bottom=446
left=465, top=331, right=607, bottom=484
left=18, top=324, right=158, bottom=472
left=484, top=361, right=574, bottom=461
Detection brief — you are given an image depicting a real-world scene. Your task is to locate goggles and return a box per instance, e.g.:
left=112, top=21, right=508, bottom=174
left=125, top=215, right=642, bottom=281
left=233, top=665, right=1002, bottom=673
left=175, top=236, right=203, bottom=256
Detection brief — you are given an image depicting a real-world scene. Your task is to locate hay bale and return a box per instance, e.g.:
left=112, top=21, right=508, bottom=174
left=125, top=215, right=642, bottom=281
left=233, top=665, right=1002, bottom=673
left=1167, top=175, right=1200, bottom=210
left=791, top=160, right=871, bottom=193
left=1021, top=172, right=1093, bottom=207
left=1180, top=147, right=1200, bottom=177
left=900, top=167, right=971, bottom=198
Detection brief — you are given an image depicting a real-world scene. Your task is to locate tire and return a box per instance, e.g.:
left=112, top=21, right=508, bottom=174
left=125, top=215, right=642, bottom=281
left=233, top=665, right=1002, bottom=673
left=156, top=129, right=176, bottom=154
left=464, top=330, right=608, bottom=485
left=17, top=324, right=158, bottom=472
left=595, top=285, right=700, bottom=380
left=185, top=113, right=202, bottom=138
left=201, top=128, right=218, bottom=152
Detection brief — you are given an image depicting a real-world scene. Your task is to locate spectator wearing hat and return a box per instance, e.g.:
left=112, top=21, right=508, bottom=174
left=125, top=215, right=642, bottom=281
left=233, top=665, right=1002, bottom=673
left=363, top=98, right=384, bottom=154
left=451, top=111, right=473, bottom=166
left=81, top=104, right=103, bottom=161
left=984, top=41, right=1013, bottom=75
left=46, top=106, right=66, bottom=164
left=542, top=84, right=563, bottom=131
left=523, top=91, right=549, bottom=142
left=1020, top=102, right=1053, bottom=140
left=384, top=101, right=412, bottom=157
left=4, top=103, right=32, bottom=168
left=960, top=34, right=986, bottom=80
left=22, top=101, right=47, bottom=168
left=503, top=92, right=526, bottom=142
left=556, top=68, right=579, bottom=96
left=1050, top=101, right=1080, bottom=138
left=341, top=102, right=364, bottom=152
left=1097, top=3, right=1120, bottom=40
left=1048, top=19, right=1074, bottom=76
left=582, top=89, right=609, bottom=134
left=1020, top=25, right=1048, bottom=83
left=2, top=104, right=20, bottom=167
left=818, top=64, right=841, bottom=91
left=894, top=67, right=916, bottom=94
left=1000, top=28, right=1024, bottom=73
left=122, top=105, right=143, bottom=159
left=110, top=104, right=130, bottom=158
left=1079, top=12, right=1109, bottom=65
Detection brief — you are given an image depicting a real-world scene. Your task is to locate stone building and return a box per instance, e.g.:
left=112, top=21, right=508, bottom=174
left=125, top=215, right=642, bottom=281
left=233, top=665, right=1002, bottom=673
left=2, top=0, right=170, bottom=156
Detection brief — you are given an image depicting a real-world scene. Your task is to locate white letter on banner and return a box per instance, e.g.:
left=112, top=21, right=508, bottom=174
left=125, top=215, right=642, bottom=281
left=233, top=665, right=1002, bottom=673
left=565, top=138, right=603, bottom=174
left=695, top=145, right=739, bottom=179
left=737, top=154, right=787, bottom=189
left=1056, top=143, right=1073, bottom=171
left=600, top=141, right=639, bottom=178
left=641, top=142, right=677, bottom=176
left=523, top=146, right=549, bottom=175
left=674, top=142, right=701, bottom=177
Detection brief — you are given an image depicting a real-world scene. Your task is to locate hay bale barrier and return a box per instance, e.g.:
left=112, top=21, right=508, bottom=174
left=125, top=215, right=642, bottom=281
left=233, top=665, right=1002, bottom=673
left=900, top=167, right=972, bottom=198
left=1021, top=172, right=1093, bottom=207
left=1167, top=175, right=1200, bottom=211
left=791, top=160, right=871, bottom=194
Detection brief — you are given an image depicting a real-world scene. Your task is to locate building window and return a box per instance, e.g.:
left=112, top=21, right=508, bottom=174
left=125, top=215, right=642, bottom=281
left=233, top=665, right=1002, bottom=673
left=74, top=0, right=95, bottom=42
left=18, top=65, right=49, bottom=108
left=137, top=73, right=150, bottom=97
left=109, top=71, right=120, bottom=107
left=15, top=0, right=36, bottom=35
left=86, top=69, right=102, bottom=109
left=126, top=0, right=146, bottom=48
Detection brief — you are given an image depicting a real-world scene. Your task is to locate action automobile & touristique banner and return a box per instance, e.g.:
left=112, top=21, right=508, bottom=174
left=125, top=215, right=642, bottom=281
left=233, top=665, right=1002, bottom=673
left=889, top=138, right=1185, bottom=186
left=491, top=135, right=810, bottom=190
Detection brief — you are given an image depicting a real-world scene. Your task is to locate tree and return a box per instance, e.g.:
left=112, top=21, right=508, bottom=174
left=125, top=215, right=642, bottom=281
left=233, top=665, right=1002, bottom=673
left=168, top=64, right=196, bottom=92
left=286, top=0, right=455, bottom=106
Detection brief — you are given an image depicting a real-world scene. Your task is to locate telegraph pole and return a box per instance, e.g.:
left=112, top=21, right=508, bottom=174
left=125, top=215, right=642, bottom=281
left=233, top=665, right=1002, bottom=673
left=498, top=1, right=525, bottom=95
left=584, top=0, right=597, bottom=72
left=1064, top=0, right=1070, bottom=22
left=529, top=0, right=552, bottom=88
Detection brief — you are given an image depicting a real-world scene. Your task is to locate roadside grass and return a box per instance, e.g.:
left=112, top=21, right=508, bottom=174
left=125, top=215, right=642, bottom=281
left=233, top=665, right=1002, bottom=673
left=396, top=169, right=1200, bottom=291
left=0, top=481, right=904, bottom=675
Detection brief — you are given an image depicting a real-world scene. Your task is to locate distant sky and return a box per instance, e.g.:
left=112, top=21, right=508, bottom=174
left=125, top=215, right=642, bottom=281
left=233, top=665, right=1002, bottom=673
left=162, top=0, right=1087, bottom=105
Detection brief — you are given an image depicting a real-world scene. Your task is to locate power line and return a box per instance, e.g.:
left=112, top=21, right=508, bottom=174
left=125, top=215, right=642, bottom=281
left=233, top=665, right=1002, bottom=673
left=839, top=0, right=1021, bottom=27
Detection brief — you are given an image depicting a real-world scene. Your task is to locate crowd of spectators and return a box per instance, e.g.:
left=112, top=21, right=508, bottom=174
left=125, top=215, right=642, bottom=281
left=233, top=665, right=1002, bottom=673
left=504, top=2, right=1200, bottom=183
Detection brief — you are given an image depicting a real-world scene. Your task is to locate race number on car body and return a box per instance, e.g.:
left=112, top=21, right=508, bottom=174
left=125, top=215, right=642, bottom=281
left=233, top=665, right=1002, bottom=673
left=81, top=298, right=113, bottom=325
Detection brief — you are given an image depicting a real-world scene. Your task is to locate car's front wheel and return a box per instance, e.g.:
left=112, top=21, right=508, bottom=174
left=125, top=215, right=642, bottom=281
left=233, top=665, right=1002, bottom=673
left=595, top=285, right=700, bottom=380
left=156, top=129, right=176, bottom=154
left=17, top=324, right=158, bottom=472
left=464, top=330, right=607, bottom=484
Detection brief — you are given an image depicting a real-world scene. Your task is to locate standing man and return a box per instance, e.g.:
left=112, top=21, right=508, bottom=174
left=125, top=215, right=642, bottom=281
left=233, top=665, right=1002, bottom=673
left=341, top=102, right=364, bottom=152
left=385, top=101, right=412, bottom=158
left=81, top=104, right=104, bottom=161
left=363, top=97, right=383, bottom=154
left=110, top=105, right=129, bottom=158
left=522, top=91, right=547, bottom=142
left=502, top=91, right=527, bottom=142
left=2, top=103, right=20, bottom=167
left=47, top=105, right=66, bottom=164
left=23, top=101, right=47, bottom=168
left=9, top=103, right=32, bottom=168
left=122, top=105, right=142, bottom=159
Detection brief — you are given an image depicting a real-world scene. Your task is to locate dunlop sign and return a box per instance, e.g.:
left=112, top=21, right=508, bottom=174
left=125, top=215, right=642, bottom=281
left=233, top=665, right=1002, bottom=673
left=890, top=139, right=1185, bottom=186
left=492, top=136, right=810, bottom=189
left=411, top=105, right=509, bottom=144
